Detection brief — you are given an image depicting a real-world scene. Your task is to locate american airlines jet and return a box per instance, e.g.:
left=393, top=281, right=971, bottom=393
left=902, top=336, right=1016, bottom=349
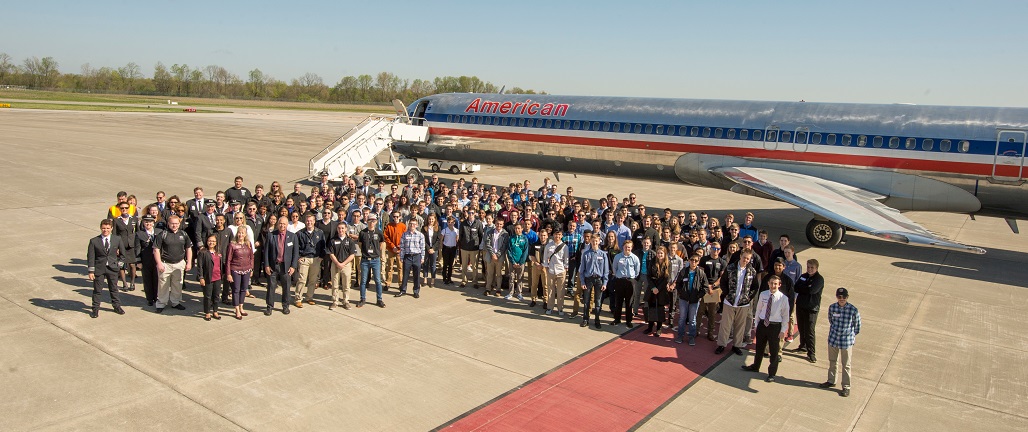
left=396, top=94, right=1028, bottom=254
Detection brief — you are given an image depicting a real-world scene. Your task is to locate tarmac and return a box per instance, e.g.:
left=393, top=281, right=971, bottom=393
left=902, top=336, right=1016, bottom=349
left=0, top=106, right=1025, bottom=431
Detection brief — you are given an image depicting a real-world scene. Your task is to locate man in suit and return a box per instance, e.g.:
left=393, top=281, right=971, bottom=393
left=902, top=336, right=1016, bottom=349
left=135, top=215, right=162, bottom=306
left=87, top=219, right=126, bottom=318
left=482, top=218, right=509, bottom=296
left=193, top=200, right=218, bottom=251
left=185, top=187, right=206, bottom=221
left=264, top=217, right=299, bottom=315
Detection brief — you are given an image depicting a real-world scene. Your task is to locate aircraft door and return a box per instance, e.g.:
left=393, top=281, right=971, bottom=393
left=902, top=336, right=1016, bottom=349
left=793, top=127, right=809, bottom=152
left=412, top=100, right=429, bottom=126
left=764, top=125, right=780, bottom=150
left=993, top=130, right=1026, bottom=181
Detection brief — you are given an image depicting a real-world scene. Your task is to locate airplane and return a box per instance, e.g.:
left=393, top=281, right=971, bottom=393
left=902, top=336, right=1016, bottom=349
left=392, top=93, right=1028, bottom=254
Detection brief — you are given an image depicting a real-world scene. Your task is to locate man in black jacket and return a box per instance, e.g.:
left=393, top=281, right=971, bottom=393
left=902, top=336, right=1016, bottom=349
left=674, top=253, right=710, bottom=346
left=87, top=219, right=126, bottom=318
left=791, top=259, right=825, bottom=363
left=716, top=250, right=760, bottom=356
left=458, top=211, right=483, bottom=288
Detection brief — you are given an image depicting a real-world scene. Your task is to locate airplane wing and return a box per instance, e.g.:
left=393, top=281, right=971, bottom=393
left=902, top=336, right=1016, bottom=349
left=712, top=167, right=987, bottom=254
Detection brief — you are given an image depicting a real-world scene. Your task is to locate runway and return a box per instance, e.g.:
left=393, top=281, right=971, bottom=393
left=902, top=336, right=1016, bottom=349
left=0, top=107, right=1024, bottom=431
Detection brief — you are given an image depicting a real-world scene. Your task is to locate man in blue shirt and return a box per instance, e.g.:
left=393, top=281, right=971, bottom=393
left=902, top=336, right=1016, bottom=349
left=610, top=240, right=640, bottom=327
left=821, top=287, right=861, bottom=397
left=577, top=235, right=609, bottom=329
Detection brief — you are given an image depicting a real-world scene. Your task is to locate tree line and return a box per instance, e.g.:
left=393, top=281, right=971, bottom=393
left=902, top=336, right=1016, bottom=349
left=0, top=52, right=544, bottom=103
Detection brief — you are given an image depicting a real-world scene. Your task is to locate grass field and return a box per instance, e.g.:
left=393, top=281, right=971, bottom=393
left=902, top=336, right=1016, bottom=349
left=0, top=102, right=230, bottom=113
left=0, top=89, right=392, bottom=113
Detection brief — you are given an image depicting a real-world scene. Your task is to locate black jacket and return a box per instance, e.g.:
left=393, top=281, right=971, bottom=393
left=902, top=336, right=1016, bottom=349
left=196, top=248, right=220, bottom=283
left=675, top=266, right=711, bottom=303
left=458, top=219, right=482, bottom=251
left=794, top=271, right=825, bottom=311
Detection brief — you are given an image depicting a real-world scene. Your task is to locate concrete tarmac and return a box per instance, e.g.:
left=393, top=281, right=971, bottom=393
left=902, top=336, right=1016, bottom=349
left=0, top=107, right=1025, bottom=431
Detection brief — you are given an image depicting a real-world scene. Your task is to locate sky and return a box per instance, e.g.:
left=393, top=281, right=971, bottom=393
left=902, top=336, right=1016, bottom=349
left=5, top=0, right=1027, bottom=106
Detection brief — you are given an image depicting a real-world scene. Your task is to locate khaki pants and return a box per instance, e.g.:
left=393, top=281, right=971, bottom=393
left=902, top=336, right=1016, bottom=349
left=460, top=250, right=479, bottom=284
left=718, top=303, right=750, bottom=348
left=699, top=302, right=719, bottom=338
left=383, top=249, right=401, bottom=287
left=546, top=272, right=565, bottom=311
left=296, top=256, right=321, bottom=302
left=529, top=264, right=546, bottom=301
left=156, top=260, right=185, bottom=308
left=330, top=260, right=353, bottom=305
left=571, top=281, right=584, bottom=315
left=828, top=345, right=852, bottom=389
left=484, top=257, right=504, bottom=291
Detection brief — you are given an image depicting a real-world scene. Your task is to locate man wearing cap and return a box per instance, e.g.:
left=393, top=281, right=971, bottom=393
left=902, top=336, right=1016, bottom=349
left=135, top=215, right=162, bottom=306
left=821, top=287, right=861, bottom=397
left=358, top=213, right=386, bottom=307
left=742, top=275, right=791, bottom=382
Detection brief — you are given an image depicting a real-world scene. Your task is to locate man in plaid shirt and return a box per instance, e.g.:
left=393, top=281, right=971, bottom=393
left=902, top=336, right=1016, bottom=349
left=821, top=287, right=861, bottom=397
left=396, top=219, right=426, bottom=299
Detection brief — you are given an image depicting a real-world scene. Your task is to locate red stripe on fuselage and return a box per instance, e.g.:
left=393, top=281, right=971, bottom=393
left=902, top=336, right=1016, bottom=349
left=428, top=127, right=991, bottom=176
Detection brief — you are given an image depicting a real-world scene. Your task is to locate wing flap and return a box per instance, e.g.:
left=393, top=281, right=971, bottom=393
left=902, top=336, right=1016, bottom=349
left=713, top=167, right=986, bottom=254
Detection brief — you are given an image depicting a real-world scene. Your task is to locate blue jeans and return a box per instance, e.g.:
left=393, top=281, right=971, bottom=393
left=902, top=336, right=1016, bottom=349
left=401, top=253, right=423, bottom=295
left=360, top=257, right=382, bottom=301
left=676, top=301, right=700, bottom=340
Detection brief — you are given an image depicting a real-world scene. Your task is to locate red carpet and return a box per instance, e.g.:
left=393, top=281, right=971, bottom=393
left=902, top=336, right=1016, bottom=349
left=440, top=326, right=729, bottom=431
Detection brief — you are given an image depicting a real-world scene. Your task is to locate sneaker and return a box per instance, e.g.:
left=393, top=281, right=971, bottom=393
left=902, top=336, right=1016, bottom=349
left=688, top=338, right=696, bottom=346
left=342, top=303, right=352, bottom=310
left=356, top=300, right=366, bottom=308
left=559, top=311, right=565, bottom=317
left=376, top=300, right=386, bottom=308
left=504, top=295, right=512, bottom=300
left=516, top=295, right=524, bottom=301
left=545, top=309, right=552, bottom=315
left=840, top=388, right=850, bottom=397
left=674, top=338, right=683, bottom=344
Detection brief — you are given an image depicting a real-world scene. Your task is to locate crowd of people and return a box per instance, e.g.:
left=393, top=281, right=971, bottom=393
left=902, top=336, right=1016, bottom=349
left=85, top=172, right=861, bottom=396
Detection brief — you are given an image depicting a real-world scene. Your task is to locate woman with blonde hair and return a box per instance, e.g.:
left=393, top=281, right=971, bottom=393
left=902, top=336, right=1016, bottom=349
left=225, top=227, right=255, bottom=320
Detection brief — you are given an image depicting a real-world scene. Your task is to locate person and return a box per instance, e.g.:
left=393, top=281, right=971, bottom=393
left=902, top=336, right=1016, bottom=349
left=821, top=287, right=861, bottom=397
left=112, top=203, right=138, bottom=291
left=106, top=191, right=132, bottom=219
left=437, top=214, right=458, bottom=285
left=699, top=244, right=726, bottom=341
left=135, top=215, right=162, bottom=306
left=327, top=222, right=356, bottom=310
left=674, top=253, right=710, bottom=345
left=458, top=210, right=483, bottom=288
left=263, top=217, right=299, bottom=316
left=225, top=227, right=254, bottom=320
left=295, top=213, right=326, bottom=308
left=430, top=214, right=449, bottom=286
left=397, top=217, right=427, bottom=298
left=542, top=230, right=568, bottom=315
left=483, top=218, right=509, bottom=296
left=225, top=176, right=252, bottom=206
left=716, top=249, right=759, bottom=356
left=791, top=259, right=825, bottom=363
left=86, top=219, right=126, bottom=318
left=196, top=234, right=223, bottom=321
left=578, top=234, right=608, bottom=329
left=382, top=211, right=407, bottom=290
left=643, top=246, right=672, bottom=336
left=358, top=213, right=386, bottom=308
left=742, top=275, right=791, bottom=382
left=153, top=214, right=192, bottom=314
left=634, top=237, right=655, bottom=317
left=527, top=230, right=549, bottom=308
left=504, top=223, right=530, bottom=301
left=610, top=240, right=640, bottom=327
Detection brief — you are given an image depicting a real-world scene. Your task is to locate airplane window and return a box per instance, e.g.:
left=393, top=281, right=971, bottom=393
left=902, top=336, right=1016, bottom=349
left=922, top=139, right=934, bottom=151
left=872, top=136, right=883, bottom=148
left=827, top=134, right=837, bottom=145
left=796, top=131, right=807, bottom=143
left=645, top=124, right=653, bottom=134
left=572, top=121, right=580, bottom=130
left=940, top=139, right=952, bottom=152
left=959, top=140, right=970, bottom=152
left=656, top=125, right=664, bottom=134
left=728, top=129, right=737, bottom=139
left=538, top=119, right=545, bottom=127
left=446, top=115, right=453, bottom=122
left=715, top=128, right=724, bottom=138
left=603, top=122, right=610, bottom=132
left=460, top=115, right=466, bottom=123
left=691, top=127, right=699, bottom=136
left=667, top=126, right=675, bottom=135
left=564, top=120, right=571, bottom=129
left=521, top=118, right=528, bottom=127
left=592, top=122, right=601, bottom=131
left=634, top=124, right=642, bottom=133
left=811, top=133, right=821, bottom=144
left=545, top=119, right=552, bottom=128
left=905, top=138, right=916, bottom=150
left=781, top=131, right=792, bottom=143
left=765, top=130, right=777, bottom=141
left=478, top=116, right=485, bottom=124
left=703, top=127, right=712, bottom=138
left=740, top=129, right=749, bottom=140
left=582, top=121, right=591, bottom=130
left=753, top=130, right=762, bottom=141
left=888, top=137, right=899, bottom=148
left=842, top=135, right=852, bottom=146
left=857, top=135, right=867, bottom=147
left=612, top=123, right=621, bottom=132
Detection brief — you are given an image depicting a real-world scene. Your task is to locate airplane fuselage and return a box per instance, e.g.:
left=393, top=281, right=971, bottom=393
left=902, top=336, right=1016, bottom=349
left=400, top=93, right=1028, bottom=219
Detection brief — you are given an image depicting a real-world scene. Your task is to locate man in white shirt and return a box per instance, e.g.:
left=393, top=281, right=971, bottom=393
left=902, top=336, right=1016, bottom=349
left=542, top=231, right=568, bottom=315
left=743, top=275, right=791, bottom=382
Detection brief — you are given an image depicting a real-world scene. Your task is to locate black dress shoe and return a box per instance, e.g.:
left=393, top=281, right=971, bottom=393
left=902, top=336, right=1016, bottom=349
left=840, top=388, right=850, bottom=397
left=156, top=308, right=164, bottom=314
left=594, top=321, right=601, bottom=329
left=529, top=300, right=536, bottom=307
left=789, top=346, right=807, bottom=353
left=459, top=283, right=466, bottom=288
left=742, top=364, right=758, bottom=372
left=114, top=307, right=126, bottom=315
left=264, top=309, right=273, bottom=316
left=90, top=309, right=99, bottom=318
left=147, top=300, right=155, bottom=306
left=819, top=381, right=835, bottom=389
left=413, top=293, right=420, bottom=299
left=394, top=292, right=405, bottom=298
left=357, top=300, right=366, bottom=308
left=732, top=347, right=744, bottom=356
left=172, top=304, right=186, bottom=310
left=580, top=320, right=587, bottom=327
left=765, top=376, right=776, bottom=383
left=283, top=307, right=290, bottom=315
left=715, top=346, right=725, bottom=354
left=611, top=320, right=620, bottom=325
left=807, top=355, right=817, bottom=363
left=376, top=300, right=386, bottom=308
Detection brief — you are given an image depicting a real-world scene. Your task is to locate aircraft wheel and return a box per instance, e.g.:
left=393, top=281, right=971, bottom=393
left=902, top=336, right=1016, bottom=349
left=806, top=218, right=843, bottom=249
left=449, top=165, right=460, bottom=174
left=430, top=163, right=440, bottom=173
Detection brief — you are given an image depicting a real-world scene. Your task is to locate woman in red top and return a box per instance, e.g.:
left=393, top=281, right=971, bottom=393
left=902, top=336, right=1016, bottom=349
left=197, top=235, right=222, bottom=321
left=226, top=228, right=255, bottom=320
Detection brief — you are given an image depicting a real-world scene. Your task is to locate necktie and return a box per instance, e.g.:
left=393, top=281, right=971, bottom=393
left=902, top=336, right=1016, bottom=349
left=762, top=293, right=773, bottom=327
left=209, top=214, right=215, bottom=225
left=103, top=237, right=109, bottom=253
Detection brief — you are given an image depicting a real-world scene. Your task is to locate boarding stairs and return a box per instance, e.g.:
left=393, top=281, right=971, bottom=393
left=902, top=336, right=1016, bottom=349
left=308, top=114, right=429, bottom=182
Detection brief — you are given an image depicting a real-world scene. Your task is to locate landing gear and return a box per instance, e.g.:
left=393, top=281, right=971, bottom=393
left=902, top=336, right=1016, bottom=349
left=806, top=219, right=844, bottom=249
